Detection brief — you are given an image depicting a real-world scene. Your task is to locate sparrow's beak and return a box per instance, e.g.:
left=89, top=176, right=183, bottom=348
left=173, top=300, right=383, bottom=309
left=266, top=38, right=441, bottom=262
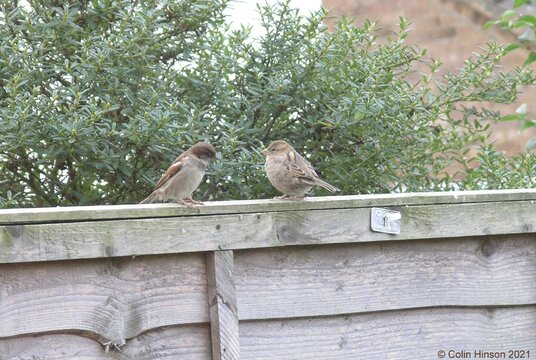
left=261, top=149, right=268, bottom=156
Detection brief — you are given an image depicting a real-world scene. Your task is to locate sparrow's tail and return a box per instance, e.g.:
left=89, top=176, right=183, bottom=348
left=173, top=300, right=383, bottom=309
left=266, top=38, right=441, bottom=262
left=140, top=191, right=158, bottom=204
left=315, top=178, right=340, bottom=193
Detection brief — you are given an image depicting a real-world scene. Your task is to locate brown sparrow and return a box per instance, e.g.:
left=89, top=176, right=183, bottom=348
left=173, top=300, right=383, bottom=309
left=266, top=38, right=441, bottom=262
left=140, top=142, right=216, bottom=206
left=262, top=140, right=340, bottom=199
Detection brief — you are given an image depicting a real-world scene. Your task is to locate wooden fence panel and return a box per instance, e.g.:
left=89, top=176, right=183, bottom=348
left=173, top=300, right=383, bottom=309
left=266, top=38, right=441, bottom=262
left=1, top=190, right=535, bottom=225
left=0, top=325, right=212, bottom=360
left=0, top=253, right=209, bottom=341
left=234, top=234, right=536, bottom=320
left=2, top=200, right=536, bottom=264
left=239, top=307, right=536, bottom=360
left=0, top=191, right=535, bottom=359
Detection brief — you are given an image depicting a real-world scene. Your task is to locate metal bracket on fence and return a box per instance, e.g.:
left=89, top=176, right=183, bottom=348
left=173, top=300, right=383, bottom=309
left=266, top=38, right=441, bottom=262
left=371, top=208, right=401, bottom=235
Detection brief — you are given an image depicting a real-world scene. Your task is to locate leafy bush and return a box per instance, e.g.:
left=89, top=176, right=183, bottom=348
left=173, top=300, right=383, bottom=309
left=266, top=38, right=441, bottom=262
left=0, top=0, right=534, bottom=207
left=483, top=0, right=536, bottom=150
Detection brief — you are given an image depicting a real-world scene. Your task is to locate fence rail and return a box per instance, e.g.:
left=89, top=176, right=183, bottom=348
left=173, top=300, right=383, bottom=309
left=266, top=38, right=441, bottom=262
left=1, top=189, right=535, bottom=359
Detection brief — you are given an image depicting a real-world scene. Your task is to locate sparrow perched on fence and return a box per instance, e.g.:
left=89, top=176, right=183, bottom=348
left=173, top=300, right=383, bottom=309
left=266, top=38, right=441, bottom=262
left=140, top=142, right=217, bottom=206
left=261, top=140, right=340, bottom=199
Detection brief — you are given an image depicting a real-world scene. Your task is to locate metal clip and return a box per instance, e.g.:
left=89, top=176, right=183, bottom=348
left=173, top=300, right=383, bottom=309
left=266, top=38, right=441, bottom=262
left=371, top=208, right=401, bottom=234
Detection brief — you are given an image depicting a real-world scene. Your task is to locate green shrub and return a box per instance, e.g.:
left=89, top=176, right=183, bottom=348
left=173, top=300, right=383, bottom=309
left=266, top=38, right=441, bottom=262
left=483, top=0, right=536, bottom=150
left=0, top=0, right=534, bottom=207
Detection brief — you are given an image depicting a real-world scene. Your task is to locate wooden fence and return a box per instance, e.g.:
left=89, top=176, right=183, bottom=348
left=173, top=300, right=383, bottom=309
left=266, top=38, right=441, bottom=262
left=0, top=189, right=535, bottom=359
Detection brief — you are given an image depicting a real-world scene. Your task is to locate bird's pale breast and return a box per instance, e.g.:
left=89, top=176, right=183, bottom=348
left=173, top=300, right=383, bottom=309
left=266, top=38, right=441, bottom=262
left=265, top=156, right=311, bottom=196
left=163, top=160, right=205, bottom=200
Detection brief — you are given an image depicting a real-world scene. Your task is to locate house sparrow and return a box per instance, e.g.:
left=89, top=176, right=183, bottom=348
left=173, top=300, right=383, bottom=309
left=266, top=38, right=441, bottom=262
left=262, top=140, right=340, bottom=199
left=140, top=142, right=217, bottom=206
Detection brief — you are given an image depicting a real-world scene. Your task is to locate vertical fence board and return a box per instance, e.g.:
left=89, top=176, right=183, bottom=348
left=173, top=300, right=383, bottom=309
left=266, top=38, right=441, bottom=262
left=206, top=251, right=240, bottom=360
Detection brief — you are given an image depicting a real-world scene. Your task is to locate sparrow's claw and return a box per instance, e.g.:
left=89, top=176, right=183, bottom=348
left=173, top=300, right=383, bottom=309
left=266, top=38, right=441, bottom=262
left=182, top=197, right=205, bottom=206
left=177, top=199, right=195, bottom=208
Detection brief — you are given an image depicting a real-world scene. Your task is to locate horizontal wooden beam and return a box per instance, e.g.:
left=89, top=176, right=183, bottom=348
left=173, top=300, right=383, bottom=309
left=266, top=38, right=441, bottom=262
left=240, top=306, right=536, bottom=359
left=0, top=253, right=209, bottom=340
left=1, top=199, right=535, bottom=263
left=235, top=234, right=536, bottom=320
left=1, top=189, right=535, bottom=225
left=0, top=325, right=211, bottom=359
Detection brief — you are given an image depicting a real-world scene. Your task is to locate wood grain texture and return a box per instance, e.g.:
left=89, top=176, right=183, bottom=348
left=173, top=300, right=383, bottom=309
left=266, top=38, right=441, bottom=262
left=0, top=254, right=209, bottom=341
left=2, top=200, right=535, bottom=263
left=0, top=325, right=211, bottom=360
left=234, top=234, right=536, bottom=320
left=240, top=306, right=536, bottom=360
left=1, top=189, right=535, bottom=225
left=206, top=251, right=240, bottom=360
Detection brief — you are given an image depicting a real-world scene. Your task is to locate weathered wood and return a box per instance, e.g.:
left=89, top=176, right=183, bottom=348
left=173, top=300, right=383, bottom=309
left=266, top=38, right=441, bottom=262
left=1, top=190, right=535, bottom=359
left=2, top=200, right=535, bottom=263
left=240, top=306, right=536, bottom=359
left=1, top=189, right=535, bottom=225
left=0, top=325, right=211, bottom=360
left=0, top=254, right=209, bottom=341
left=206, top=251, right=240, bottom=360
left=122, top=324, right=211, bottom=360
left=234, top=234, right=536, bottom=320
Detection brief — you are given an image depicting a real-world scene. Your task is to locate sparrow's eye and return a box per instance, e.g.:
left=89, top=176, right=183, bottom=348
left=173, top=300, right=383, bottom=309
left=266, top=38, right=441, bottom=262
left=271, top=148, right=276, bottom=152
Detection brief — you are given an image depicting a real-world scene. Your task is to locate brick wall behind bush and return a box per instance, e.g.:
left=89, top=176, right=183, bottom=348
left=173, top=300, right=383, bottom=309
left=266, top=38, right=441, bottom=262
left=323, top=0, right=536, bottom=155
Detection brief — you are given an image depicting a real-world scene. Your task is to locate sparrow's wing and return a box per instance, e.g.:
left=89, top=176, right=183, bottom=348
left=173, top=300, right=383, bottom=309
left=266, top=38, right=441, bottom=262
left=288, top=149, right=340, bottom=193
left=154, top=156, right=186, bottom=190
left=287, top=151, right=318, bottom=180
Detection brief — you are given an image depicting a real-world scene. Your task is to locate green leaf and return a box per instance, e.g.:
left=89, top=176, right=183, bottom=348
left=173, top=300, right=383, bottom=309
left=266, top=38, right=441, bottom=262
left=514, top=0, right=528, bottom=8
left=523, top=52, right=536, bottom=66
left=515, top=15, right=536, bottom=27
left=503, top=43, right=521, bottom=54
left=482, top=19, right=496, bottom=30
left=499, top=114, right=524, bottom=121
left=521, top=120, right=536, bottom=131
left=501, top=9, right=517, bottom=19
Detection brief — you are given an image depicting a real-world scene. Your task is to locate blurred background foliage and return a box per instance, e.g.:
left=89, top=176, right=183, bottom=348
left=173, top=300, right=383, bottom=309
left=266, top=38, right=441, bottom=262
left=0, top=0, right=534, bottom=207
left=485, top=0, right=536, bottom=150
